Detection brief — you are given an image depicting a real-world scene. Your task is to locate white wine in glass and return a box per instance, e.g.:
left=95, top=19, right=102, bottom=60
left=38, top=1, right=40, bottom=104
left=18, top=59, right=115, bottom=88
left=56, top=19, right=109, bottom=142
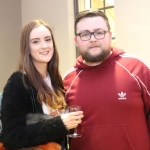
left=68, top=105, right=82, bottom=138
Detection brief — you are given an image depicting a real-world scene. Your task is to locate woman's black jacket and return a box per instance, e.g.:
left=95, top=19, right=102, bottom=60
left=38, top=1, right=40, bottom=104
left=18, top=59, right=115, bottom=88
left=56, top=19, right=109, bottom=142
left=1, top=71, right=68, bottom=149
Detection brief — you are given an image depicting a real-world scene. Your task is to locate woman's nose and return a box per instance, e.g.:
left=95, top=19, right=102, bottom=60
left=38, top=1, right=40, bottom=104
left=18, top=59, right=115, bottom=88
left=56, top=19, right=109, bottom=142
left=41, top=41, right=48, bottom=48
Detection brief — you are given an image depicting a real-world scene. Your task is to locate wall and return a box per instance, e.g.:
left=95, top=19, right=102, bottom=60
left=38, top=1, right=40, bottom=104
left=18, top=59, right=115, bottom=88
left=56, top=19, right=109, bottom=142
left=115, top=0, right=150, bottom=64
left=21, top=0, right=76, bottom=76
left=0, top=0, right=22, bottom=91
left=1, top=1, right=150, bottom=92
left=0, top=0, right=75, bottom=91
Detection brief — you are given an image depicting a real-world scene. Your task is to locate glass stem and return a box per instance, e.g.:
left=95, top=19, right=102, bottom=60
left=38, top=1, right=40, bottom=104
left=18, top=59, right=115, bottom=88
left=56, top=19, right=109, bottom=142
left=74, top=128, right=77, bottom=134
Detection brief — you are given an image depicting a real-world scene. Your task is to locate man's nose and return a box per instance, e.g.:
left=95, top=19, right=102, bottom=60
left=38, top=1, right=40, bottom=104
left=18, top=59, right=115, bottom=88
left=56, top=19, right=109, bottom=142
left=90, top=33, right=97, bottom=41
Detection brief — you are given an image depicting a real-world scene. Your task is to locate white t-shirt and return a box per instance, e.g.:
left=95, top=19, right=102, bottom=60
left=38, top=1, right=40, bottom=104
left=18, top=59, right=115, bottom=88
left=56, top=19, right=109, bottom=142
left=42, top=74, right=65, bottom=116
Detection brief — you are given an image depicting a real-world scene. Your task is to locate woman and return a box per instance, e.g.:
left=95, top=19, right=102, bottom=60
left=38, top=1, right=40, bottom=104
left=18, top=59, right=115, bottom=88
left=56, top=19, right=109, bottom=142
left=1, top=20, right=83, bottom=150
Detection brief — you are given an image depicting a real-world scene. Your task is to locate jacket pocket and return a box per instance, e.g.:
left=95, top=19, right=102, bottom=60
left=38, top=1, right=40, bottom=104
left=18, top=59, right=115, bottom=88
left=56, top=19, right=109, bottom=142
left=70, top=124, right=135, bottom=150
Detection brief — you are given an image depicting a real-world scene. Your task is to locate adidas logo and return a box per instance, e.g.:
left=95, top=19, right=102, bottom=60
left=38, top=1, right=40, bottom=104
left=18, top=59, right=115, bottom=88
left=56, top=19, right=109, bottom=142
left=118, top=92, right=126, bottom=100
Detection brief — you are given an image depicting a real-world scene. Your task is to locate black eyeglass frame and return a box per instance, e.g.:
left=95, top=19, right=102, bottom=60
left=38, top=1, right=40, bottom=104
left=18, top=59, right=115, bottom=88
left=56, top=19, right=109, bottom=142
left=76, top=30, right=110, bottom=41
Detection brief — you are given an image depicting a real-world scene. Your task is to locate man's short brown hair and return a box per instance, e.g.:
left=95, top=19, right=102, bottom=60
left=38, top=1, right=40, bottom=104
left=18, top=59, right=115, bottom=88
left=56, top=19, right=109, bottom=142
left=74, top=9, right=110, bottom=35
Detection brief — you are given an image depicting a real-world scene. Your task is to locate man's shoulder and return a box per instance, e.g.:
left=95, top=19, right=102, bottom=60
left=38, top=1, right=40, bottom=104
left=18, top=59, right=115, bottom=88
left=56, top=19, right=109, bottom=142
left=63, top=67, right=78, bottom=80
left=116, top=53, right=150, bottom=75
left=118, top=53, right=150, bottom=67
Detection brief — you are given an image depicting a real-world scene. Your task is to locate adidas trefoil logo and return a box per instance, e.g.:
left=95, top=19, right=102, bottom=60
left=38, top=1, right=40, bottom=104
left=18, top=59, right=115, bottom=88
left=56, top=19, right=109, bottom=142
left=118, top=92, right=126, bottom=100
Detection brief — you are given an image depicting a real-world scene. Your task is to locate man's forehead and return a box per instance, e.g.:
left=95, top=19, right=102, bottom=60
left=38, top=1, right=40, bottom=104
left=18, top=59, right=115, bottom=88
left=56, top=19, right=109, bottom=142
left=76, top=16, right=108, bottom=32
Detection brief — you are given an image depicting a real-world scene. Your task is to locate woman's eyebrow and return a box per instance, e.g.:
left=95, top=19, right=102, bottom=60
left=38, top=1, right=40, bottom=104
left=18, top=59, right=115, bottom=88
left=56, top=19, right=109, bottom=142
left=30, top=36, right=51, bottom=41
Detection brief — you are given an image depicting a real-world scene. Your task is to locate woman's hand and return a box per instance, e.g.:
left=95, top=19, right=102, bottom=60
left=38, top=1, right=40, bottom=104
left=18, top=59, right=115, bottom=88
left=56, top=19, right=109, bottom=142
left=61, top=111, right=83, bottom=130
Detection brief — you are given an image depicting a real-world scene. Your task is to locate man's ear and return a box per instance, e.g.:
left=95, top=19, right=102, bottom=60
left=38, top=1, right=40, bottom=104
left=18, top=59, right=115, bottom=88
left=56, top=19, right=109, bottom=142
left=109, top=31, right=112, bottom=40
left=74, top=37, right=78, bottom=47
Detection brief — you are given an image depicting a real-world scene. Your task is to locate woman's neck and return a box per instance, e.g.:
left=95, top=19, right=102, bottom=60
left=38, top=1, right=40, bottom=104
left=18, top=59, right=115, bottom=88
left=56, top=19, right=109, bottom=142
left=33, top=62, right=48, bottom=78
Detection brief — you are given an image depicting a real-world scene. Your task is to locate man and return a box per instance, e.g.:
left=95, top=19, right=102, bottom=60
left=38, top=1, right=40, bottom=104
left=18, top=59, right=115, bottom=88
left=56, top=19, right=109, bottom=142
left=63, top=9, right=150, bottom=150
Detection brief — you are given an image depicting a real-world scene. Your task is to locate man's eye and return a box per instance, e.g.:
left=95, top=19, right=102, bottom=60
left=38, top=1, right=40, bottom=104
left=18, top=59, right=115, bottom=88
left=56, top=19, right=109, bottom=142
left=96, top=31, right=104, bottom=35
left=81, top=33, right=90, bottom=37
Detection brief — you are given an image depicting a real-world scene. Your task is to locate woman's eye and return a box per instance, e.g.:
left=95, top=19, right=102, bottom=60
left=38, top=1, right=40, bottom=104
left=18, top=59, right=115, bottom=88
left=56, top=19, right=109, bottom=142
left=46, top=38, right=51, bottom=42
left=32, top=40, right=39, bottom=44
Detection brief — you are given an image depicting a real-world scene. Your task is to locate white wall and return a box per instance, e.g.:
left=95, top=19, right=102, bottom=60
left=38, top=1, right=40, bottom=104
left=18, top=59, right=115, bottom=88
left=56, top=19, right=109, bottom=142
left=115, top=0, right=150, bottom=64
left=0, top=0, right=76, bottom=91
left=1, top=1, right=150, bottom=92
left=21, top=0, right=76, bottom=76
left=0, top=0, right=21, bottom=91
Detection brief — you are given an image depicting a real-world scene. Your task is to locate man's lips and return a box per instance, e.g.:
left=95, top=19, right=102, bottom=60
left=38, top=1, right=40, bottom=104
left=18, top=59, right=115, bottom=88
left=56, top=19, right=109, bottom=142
left=89, top=45, right=99, bottom=48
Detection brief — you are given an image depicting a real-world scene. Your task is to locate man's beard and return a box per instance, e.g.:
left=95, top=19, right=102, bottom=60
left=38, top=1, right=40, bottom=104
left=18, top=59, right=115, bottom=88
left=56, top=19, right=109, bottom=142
left=79, top=48, right=110, bottom=63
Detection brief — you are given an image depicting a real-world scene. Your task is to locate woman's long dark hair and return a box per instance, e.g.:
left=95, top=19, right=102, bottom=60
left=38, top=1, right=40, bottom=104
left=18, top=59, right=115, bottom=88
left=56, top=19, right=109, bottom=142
left=17, top=20, right=66, bottom=109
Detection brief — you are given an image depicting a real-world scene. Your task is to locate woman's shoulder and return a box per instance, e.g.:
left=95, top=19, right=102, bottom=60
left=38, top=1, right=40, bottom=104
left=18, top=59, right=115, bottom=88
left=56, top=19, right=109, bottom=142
left=7, top=71, right=28, bottom=84
left=2, top=71, right=31, bottom=107
left=8, top=71, right=24, bottom=80
left=3, top=71, right=29, bottom=92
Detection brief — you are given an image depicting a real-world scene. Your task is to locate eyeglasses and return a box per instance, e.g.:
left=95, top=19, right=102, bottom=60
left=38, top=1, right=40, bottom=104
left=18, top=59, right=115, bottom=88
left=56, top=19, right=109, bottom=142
left=76, top=30, right=110, bottom=41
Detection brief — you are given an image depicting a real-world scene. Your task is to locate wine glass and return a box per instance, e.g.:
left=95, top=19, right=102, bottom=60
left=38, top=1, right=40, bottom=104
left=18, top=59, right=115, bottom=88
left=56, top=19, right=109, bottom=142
left=68, top=105, right=82, bottom=138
